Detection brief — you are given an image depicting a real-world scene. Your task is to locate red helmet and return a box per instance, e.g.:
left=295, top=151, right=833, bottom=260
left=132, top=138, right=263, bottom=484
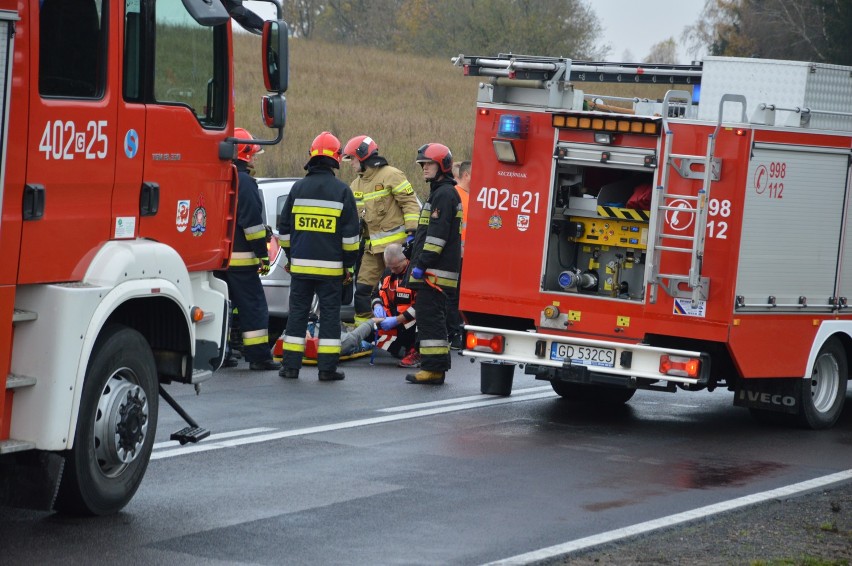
left=342, top=135, right=378, bottom=162
left=416, top=143, right=453, bottom=174
left=309, top=131, right=342, bottom=162
left=234, top=127, right=262, bottom=163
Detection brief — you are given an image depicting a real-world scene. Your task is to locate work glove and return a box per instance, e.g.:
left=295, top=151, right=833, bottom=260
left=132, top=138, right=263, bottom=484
left=264, top=225, right=273, bottom=243
left=284, top=262, right=291, bottom=273
left=402, top=232, right=415, bottom=259
left=411, top=266, right=424, bottom=280
left=380, top=316, right=399, bottom=331
left=258, top=256, right=271, bottom=276
left=343, top=266, right=355, bottom=285
left=373, top=304, right=386, bottom=318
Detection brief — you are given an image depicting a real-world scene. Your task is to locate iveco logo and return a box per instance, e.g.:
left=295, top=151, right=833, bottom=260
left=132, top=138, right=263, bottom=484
left=739, top=390, right=796, bottom=407
left=497, top=171, right=527, bottom=178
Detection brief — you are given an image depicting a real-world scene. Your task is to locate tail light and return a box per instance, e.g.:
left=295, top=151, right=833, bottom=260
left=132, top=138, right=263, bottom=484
left=465, top=331, right=505, bottom=354
left=266, top=236, right=282, bottom=268
left=659, top=355, right=701, bottom=378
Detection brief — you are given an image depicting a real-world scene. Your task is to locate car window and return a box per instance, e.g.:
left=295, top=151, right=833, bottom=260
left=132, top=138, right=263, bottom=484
left=275, top=194, right=288, bottom=231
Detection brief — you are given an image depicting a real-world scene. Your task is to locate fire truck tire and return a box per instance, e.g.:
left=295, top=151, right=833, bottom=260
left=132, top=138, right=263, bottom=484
left=797, top=338, right=848, bottom=430
left=55, top=324, right=158, bottom=515
left=550, top=381, right=636, bottom=405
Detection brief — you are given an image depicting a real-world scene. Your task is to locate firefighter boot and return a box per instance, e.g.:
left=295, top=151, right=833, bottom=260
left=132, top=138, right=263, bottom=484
left=279, top=368, right=300, bottom=379
left=249, top=359, right=282, bottom=371
left=318, top=369, right=345, bottom=381
left=405, top=370, right=445, bottom=385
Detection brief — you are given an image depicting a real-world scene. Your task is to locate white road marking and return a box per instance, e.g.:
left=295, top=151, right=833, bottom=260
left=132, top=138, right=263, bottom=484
left=151, top=391, right=555, bottom=460
left=483, top=469, right=852, bottom=566
left=378, top=385, right=553, bottom=412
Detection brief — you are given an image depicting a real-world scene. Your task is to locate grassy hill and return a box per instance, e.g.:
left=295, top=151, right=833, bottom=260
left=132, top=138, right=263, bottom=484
left=234, top=35, right=676, bottom=198
left=234, top=35, right=480, bottom=197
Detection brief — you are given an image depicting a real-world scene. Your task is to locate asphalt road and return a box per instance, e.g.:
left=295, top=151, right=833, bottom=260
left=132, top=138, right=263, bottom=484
left=2, top=351, right=852, bottom=565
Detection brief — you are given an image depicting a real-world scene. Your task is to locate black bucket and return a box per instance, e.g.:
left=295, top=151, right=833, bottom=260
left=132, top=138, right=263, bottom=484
left=480, top=360, right=515, bottom=396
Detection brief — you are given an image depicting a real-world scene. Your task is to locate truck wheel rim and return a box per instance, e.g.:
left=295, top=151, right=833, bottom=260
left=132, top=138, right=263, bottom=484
left=811, top=353, right=839, bottom=414
left=94, top=370, right=149, bottom=477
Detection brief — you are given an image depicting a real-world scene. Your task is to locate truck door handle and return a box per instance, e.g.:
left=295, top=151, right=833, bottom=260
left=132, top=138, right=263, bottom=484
left=140, top=182, right=159, bottom=216
left=22, top=183, right=45, bottom=220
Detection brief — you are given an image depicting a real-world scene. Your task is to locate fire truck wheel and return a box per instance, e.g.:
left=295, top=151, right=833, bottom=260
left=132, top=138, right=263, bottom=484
left=55, top=324, right=159, bottom=515
left=550, top=381, right=636, bottom=405
left=797, top=337, right=848, bottom=430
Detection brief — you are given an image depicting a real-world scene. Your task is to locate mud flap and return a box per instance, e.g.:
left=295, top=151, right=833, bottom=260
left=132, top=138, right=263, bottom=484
left=0, top=451, right=65, bottom=510
left=733, top=377, right=799, bottom=414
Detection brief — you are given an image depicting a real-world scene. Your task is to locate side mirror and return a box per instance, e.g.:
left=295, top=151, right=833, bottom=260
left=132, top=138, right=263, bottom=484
left=262, top=20, right=289, bottom=93
left=261, top=94, right=287, bottom=129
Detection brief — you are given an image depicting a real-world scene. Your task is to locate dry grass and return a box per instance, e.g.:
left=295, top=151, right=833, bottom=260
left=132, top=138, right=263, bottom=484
left=234, top=35, right=480, bottom=197
left=234, top=34, right=680, bottom=196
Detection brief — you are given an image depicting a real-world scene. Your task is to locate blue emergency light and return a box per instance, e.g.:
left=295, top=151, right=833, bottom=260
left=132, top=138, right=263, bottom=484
left=498, top=114, right=522, bottom=138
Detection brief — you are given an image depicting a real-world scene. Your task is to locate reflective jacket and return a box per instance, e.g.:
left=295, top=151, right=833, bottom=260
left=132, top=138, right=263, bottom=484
left=278, top=165, right=360, bottom=279
left=230, top=161, right=268, bottom=271
left=371, top=267, right=416, bottom=328
left=350, top=157, right=420, bottom=254
left=408, top=177, right=462, bottom=291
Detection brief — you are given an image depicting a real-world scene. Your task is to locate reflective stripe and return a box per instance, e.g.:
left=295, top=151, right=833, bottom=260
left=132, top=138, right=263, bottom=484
left=421, top=339, right=447, bottom=348
left=293, top=206, right=342, bottom=217
left=282, top=342, right=306, bottom=353
left=423, top=243, right=444, bottom=254
left=362, top=188, right=391, bottom=201
left=403, top=213, right=419, bottom=222
left=284, top=335, right=306, bottom=345
left=243, top=329, right=269, bottom=347
left=245, top=224, right=266, bottom=241
left=291, top=258, right=343, bottom=269
left=391, top=180, right=413, bottom=194
left=317, top=338, right=342, bottom=355
left=425, top=236, right=447, bottom=248
left=292, top=198, right=344, bottom=216
left=342, top=234, right=360, bottom=252
left=232, top=251, right=257, bottom=259
left=291, top=266, right=344, bottom=276
left=430, top=268, right=459, bottom=280
left=421, top=345, right=449, bottom=355
left=369, top=226, right=406, bottom=247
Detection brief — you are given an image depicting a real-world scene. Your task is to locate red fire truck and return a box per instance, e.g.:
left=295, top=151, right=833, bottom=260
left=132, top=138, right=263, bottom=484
left=0, top=0, right=289, bottom=514
left=456, top=53, right=852, bottom=430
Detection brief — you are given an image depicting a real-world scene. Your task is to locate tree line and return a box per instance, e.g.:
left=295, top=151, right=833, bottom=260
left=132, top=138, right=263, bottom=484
left=683, top=0, right=852, bottom=65
left=277, top=0, right=852, bottom=66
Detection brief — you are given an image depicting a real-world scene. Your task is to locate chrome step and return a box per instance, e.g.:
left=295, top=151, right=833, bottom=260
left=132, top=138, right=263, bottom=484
left=6, top=373, right=36, bottom=389
left=191, top=369, right=212, bottom=384
left=0, top=439, right=36, bottom=454
left=12, top=309, right=37, bottom=323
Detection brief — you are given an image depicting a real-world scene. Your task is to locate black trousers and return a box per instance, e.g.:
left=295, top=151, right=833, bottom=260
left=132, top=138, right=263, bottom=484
left=282, top=276, right=342, bottom=372
left=446, top=259, right=463, bottom=338
left=224, top=269, right=271, bottom=363
left=416, top=285, right=451, bottom=372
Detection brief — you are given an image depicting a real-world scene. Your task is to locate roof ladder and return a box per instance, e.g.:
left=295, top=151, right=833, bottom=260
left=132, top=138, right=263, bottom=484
left=648, top=94, right=746, bottom=307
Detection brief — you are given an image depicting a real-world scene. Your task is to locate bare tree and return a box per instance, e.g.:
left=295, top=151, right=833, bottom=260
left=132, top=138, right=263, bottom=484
left=281, top=0, right=326, bottom=38
left=643, top=38, right=679, bottom=64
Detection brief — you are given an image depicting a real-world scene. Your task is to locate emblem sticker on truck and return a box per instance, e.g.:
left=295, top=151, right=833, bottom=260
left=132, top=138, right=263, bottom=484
left=673, top=299, right=706, bottom=317
left=176, top=200, right=190, bottom=233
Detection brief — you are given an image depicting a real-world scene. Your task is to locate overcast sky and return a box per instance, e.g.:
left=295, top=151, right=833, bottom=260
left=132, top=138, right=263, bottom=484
left=597, top=0, right=707, bottom=64
left=243, top=0, right=708, bottom=64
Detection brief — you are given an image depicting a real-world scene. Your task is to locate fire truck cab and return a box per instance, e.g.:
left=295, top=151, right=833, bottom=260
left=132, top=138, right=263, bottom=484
left=0, top=0, right=289, bottom=514
left=456, top=53, right=852, bottom=430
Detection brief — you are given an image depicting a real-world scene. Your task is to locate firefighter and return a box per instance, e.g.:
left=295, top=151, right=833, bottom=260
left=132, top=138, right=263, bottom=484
left=405, top=143, right=462, bottom=385
left=370, top=243, right=418, bottom=367
left=342, top=135, right=420, bottom=322
left=224, top=127, right=280, bottom=371
left=277, top=132, right=360, bottom=381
